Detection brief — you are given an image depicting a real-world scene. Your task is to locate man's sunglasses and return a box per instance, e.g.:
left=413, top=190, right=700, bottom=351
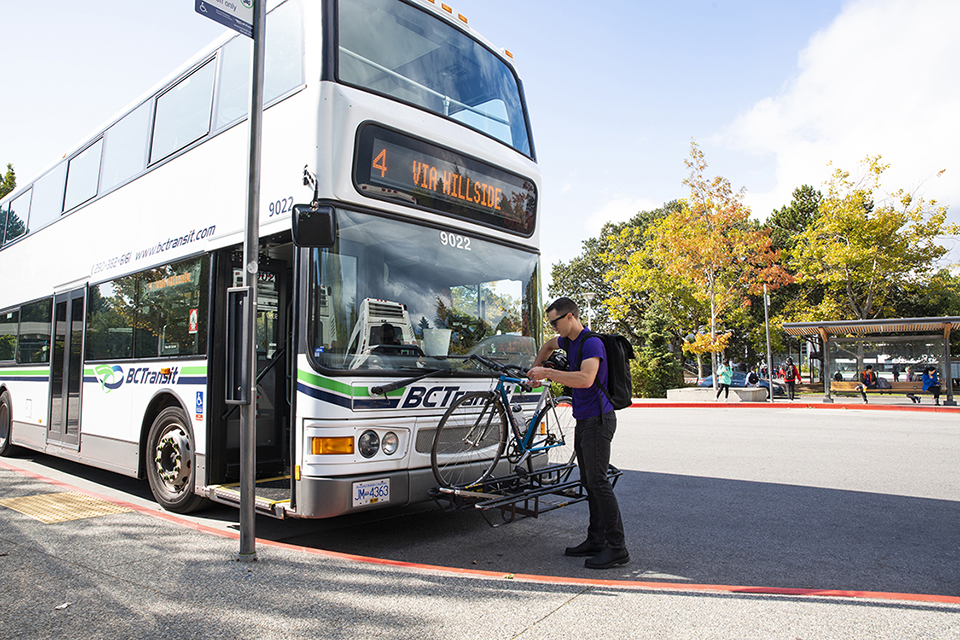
left=549, top=313, right=569, bottom=328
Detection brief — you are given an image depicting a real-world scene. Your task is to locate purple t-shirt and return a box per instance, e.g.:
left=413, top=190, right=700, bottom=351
left=558, top=329, right=613, bottom=419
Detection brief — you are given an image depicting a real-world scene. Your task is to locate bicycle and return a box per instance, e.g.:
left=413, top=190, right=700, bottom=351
left=431, top=354, right=576, bottom=489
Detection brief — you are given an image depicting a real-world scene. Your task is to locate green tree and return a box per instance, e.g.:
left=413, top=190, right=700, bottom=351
left=767, top=185, right=822, bottom=253
left=790, top=156, right=957, bottom=320
left=633, top=302, right=684, bottom=397
left=0, top=164, right=14, bottom=199
left=894, top=269, right=960, bottom=318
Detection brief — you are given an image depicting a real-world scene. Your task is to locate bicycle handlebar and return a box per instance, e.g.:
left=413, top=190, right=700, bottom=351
left=469, top=355, right=534, bottom=392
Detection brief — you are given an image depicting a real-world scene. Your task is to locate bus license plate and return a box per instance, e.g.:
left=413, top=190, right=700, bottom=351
left=353, top=478, right=390, bottom=507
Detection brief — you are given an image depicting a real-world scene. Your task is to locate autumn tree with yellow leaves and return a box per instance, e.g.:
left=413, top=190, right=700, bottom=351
left=608, top=141, right=791, bottom=383
left=789, top=156, right=957, bottom=320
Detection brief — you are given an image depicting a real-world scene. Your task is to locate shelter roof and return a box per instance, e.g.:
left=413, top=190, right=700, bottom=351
left=782, top=317, right=960, bottom=337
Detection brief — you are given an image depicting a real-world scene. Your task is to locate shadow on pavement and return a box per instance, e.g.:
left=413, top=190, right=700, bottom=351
left=7, top=452, right=960, bottom=598
left=273, top=469, right=960, bottom=598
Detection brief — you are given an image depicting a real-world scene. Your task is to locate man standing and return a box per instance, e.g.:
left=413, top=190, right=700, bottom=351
left=527, top=297, right=628, bottom=569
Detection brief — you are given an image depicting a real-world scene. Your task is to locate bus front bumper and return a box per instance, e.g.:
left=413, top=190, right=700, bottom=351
left=293, top=466, right=437, bottom=519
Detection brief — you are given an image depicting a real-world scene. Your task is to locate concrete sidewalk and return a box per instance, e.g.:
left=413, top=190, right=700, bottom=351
left=3, top=451, right=960, bottom=639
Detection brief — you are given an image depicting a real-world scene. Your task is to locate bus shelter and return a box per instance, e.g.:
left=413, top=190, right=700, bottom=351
left=782, top=317, right=960, bottom=405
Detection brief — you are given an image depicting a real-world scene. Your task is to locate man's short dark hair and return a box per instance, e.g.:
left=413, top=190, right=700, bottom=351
left=546, top=297, right=579, bottom=319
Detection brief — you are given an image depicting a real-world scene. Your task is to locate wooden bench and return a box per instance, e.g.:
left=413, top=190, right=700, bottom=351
left=831, top=381, right=924, bottom=394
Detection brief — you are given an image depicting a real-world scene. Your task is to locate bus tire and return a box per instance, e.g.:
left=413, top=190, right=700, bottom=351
left=0, top=390, right=17, bottom=457
left=146, top=406, right=208, bottom=513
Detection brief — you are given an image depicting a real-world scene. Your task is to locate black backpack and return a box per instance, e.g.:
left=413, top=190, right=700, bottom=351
left=573, top=330, right=636, bottom=410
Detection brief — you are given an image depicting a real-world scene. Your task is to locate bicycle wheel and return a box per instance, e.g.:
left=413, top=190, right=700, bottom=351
left=528, top=395, right=577, bottom=484
left=431, top=391, right=508, bottom=488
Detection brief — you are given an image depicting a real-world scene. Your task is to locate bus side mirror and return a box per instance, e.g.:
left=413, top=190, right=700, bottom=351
left=292, top=204, right=337, bottom=248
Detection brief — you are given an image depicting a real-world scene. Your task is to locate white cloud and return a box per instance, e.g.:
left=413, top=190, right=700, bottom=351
left=724, top=0, right=960, bottom=223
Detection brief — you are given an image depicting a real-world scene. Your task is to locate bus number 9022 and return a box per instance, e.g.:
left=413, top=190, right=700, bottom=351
left=268, top=196, right=294, bottom=217
left=440, top=231, right=471, bottom=251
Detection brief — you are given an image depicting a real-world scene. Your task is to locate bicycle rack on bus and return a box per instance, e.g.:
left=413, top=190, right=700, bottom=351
left=428, top=463, right=623, bottom=528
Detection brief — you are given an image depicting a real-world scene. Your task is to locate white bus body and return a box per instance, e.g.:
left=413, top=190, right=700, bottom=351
left=0, top=0, right=543, bottom=518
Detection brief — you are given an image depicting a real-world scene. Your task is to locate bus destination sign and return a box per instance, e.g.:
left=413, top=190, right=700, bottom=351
left=354, top=124, right=537, bottom=236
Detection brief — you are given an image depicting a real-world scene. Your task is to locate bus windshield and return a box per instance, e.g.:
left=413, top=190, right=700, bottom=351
left=338, top=0, right=532, bottom=157
left=308, top=208, right=541, bottom=373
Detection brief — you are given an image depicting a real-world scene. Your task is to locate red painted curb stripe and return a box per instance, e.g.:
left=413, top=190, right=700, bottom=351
left=2, top=459, right=959, bottom=606
left=629, top=401, right=960, bottom=412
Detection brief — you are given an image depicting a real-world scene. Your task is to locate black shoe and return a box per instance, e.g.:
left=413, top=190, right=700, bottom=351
left=584, top=547, right=630, bottom=569
left=565, top=540, right=605, bottom=557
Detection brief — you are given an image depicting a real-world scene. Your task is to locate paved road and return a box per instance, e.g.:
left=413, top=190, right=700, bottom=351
left=2, top=405, right=959, bottom=638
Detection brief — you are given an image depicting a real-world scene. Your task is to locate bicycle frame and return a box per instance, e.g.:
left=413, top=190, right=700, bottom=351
left=492, top=374, right=565, bottom=458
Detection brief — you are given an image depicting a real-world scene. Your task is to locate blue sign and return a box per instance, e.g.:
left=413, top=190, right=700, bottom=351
left=195, top=0, right=253, bottom=39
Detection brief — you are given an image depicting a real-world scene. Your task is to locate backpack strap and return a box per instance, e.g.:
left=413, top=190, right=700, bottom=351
left=574, top=330, right=612, bottom=405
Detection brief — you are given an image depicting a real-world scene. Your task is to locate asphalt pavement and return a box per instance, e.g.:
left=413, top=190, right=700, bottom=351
left=2, top=402, right=959, bottom=639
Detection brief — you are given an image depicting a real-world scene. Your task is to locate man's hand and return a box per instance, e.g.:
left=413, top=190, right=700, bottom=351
left=527, top=366, right=550, bottom=382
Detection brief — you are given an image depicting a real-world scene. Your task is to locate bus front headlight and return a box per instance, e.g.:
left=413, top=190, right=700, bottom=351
left=382, top=432, right=399, bottom=455
left=358, top=430, right=380, bottom=458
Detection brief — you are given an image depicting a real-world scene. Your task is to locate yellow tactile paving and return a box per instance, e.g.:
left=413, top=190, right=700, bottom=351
left=0, top=491, right=131, bottom=523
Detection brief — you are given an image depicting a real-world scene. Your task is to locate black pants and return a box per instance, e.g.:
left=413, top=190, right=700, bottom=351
left=716, top=384, right=729, bottom=399
left=785, top=380, right=796, bottom=400
left=574, top=411, right=626, bottom=550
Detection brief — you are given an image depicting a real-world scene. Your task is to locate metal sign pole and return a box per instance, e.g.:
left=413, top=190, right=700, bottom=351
left=238, top=0, right=266, bottom=563
left=764, top=284, right=774, bottom=403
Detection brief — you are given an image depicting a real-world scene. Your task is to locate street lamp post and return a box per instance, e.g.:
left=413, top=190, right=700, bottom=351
left=764, top=284, right=774, bottom=404
left=583, top=292, right=596, bottom=330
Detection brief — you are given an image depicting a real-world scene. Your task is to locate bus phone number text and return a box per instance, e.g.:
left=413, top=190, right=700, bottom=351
left=91, top=252, right=132, bottom=275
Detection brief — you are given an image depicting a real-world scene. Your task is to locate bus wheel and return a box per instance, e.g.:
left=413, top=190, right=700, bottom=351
left=0, top=390, right=16, bottom=457
left=146, top=407, right=208, bottom=513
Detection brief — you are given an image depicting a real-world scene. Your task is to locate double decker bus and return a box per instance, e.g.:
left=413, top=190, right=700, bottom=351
left=0, top=0, right=542, bottom=518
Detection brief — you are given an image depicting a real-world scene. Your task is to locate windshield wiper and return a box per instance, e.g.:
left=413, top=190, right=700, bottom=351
left=370, top=368, right=463, bottom=396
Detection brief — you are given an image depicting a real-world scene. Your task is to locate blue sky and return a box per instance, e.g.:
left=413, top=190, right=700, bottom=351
left=3, top=0, right=958, bottom=277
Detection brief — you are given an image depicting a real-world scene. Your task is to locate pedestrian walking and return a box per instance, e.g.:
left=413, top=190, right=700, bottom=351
left=714, top=361, right=733, bottom=401
left=783, top=358, right=799, bottom=401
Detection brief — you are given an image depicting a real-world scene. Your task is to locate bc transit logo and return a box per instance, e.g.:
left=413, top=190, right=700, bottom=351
left=94, top=365, right=125, bottom=393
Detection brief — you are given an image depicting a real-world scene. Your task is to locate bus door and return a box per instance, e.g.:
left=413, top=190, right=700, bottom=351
left=252, top=266, right=290, bottom=476
left=220, top=258, right=291, bottom=480
left=48, top=288, right=85, bottom=449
